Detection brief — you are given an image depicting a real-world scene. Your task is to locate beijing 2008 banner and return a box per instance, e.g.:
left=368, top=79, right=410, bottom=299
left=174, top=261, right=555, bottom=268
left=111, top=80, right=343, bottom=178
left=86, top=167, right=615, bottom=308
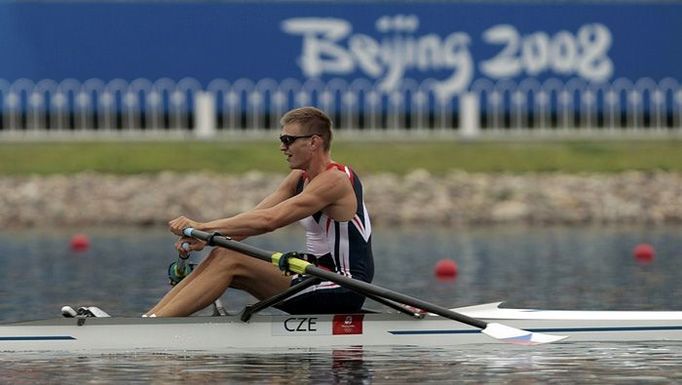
left=0, top=1, right=680, bottom=98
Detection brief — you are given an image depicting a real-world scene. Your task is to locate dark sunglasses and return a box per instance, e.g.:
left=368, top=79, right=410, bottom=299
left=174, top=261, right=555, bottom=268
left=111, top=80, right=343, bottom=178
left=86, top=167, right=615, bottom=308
left=279, top=134, right=316, bottom=146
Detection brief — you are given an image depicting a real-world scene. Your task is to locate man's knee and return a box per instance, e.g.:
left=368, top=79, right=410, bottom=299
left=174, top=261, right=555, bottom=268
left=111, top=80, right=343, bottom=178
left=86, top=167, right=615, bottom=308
left=206, top=248, right=251, bottom=275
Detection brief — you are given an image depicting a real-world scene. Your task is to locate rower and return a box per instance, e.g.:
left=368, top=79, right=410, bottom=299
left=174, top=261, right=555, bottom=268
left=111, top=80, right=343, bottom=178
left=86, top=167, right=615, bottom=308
left=146, top=107, right=376, bottom=318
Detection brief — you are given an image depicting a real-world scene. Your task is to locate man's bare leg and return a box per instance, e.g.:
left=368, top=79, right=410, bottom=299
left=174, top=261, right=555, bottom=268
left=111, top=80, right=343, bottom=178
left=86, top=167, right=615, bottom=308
left=145, top=251, right=222, bottom=316
left=147, top=247, right=292, bottom=317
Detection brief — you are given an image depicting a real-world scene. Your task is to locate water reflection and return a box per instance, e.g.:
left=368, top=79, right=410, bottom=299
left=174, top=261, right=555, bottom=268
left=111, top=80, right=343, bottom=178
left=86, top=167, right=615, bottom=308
left=1, top=343, right=681, bottom=384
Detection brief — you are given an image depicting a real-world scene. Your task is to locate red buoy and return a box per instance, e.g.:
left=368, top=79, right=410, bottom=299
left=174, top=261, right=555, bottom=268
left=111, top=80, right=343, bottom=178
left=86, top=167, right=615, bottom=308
left=633, top=243, right=655, bottom=263
left=434, top=259, right=458, bottom=280
left=70, top=234, right=90, bottom=252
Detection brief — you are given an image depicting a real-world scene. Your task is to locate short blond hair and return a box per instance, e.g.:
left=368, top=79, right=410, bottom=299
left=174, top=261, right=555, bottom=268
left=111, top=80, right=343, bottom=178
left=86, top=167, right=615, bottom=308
left=280, top=107, right=333, bottom=151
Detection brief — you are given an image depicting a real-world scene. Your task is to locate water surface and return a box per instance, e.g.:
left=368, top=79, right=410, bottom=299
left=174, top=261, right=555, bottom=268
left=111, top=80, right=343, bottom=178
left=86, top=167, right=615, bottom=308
left=0, top=224, right=680, bottom=384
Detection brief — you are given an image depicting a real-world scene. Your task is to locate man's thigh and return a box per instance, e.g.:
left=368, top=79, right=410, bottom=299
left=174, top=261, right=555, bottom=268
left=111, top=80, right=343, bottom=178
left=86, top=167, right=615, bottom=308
left=275, top=288, right=365, bottom=314
left=226, top=250, right=293, bottom=300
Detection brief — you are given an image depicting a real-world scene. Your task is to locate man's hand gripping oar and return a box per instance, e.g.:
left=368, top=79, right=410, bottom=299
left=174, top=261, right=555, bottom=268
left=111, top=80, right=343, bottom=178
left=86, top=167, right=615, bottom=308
left=182, top=227, right=567, bottom=346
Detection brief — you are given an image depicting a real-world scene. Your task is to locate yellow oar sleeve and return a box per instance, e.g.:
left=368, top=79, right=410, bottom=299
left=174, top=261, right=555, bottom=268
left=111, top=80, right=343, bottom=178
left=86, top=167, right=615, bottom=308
left=270, top=252, right=310, bottom=275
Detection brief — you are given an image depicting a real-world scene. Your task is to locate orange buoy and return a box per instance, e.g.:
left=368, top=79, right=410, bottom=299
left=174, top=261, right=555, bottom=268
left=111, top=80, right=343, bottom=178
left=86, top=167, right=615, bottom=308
left=70, top=233, right=90, bottom=252
left=633, top=243, right=655, bottom=263
left=434, top=259, right=458, bottom=280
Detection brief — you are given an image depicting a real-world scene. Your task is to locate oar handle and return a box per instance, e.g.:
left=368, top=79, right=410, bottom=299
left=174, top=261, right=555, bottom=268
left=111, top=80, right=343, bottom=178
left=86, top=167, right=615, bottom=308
left=168, top=242, right=193, bottom=286
left=177, top=242, right=191, bottom=271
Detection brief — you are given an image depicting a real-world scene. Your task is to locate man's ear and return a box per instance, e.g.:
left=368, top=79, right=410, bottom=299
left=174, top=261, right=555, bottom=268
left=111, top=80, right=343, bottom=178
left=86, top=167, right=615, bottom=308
left=311, top=135, right=320, bottom=150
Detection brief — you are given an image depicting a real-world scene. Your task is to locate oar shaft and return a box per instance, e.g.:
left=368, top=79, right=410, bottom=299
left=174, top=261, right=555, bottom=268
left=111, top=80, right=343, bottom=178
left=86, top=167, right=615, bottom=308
left=190, top=230, right=276, bottom=264
left=184, top=228, right=487, bottom=329
left=304, top=264, right=488, bottom=329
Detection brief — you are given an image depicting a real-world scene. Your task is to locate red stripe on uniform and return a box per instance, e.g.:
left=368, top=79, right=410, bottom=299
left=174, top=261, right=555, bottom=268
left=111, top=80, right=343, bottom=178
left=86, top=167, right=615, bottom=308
left=352, top=215, right=365, bottom=234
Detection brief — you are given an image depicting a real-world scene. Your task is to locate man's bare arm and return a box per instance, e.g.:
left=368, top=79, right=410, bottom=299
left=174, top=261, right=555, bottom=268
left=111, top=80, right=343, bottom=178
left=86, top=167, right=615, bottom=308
left=168, top=170, right=302, bottom=243
left=197, top=170, right=352, bottom=237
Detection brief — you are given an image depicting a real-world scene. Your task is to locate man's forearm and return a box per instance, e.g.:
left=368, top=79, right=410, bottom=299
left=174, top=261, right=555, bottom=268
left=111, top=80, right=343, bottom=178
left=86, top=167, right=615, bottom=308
left=200, top=210, right=274, bottom=239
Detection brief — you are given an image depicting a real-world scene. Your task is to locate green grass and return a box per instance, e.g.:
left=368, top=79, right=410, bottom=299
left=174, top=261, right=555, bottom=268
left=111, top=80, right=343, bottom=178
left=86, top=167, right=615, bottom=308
left=1, top=139, right=680, bottom=175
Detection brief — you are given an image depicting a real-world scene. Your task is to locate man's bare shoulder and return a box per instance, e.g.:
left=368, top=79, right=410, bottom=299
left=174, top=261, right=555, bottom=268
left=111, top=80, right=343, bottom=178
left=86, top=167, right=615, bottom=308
left=305, top=167, right=353, bottom=194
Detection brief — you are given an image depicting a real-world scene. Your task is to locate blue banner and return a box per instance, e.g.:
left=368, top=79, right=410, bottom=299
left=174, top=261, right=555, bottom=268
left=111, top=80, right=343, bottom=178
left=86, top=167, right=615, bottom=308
left=0, top=1, right=680, bottom=110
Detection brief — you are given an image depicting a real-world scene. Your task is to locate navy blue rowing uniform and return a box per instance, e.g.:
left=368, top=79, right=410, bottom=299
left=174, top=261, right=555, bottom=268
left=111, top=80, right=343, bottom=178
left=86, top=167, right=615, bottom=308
left=277, top=162, right=374, bottom=314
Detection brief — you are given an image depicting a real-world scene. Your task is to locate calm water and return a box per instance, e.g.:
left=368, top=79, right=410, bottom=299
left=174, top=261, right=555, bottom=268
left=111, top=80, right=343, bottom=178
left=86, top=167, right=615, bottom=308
left=0, top=224, right=681, bottom=384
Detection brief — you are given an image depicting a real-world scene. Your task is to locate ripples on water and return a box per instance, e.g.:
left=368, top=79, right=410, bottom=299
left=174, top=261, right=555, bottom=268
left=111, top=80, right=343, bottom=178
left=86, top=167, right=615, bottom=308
left=1, top=224, right=681, bottom=384
left=2, top=343, right=681, bottom=384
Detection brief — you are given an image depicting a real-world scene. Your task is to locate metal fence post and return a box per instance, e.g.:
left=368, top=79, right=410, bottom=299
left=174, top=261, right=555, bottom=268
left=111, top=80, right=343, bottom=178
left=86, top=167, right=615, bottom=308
left=194, top=90, right=216, bottom=138
left=460, top=92, right=480, bottom=138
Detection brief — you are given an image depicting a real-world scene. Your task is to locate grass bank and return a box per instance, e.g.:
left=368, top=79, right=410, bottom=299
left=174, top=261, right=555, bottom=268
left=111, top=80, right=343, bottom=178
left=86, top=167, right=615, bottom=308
left=1, top=140, right=680, bottom=175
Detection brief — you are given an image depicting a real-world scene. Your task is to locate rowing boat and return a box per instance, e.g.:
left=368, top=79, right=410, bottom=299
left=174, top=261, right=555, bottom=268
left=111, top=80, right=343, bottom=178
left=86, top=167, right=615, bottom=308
left=1, top=302, right=681, bottom=353
left=3, top=228, right=679, bottom=353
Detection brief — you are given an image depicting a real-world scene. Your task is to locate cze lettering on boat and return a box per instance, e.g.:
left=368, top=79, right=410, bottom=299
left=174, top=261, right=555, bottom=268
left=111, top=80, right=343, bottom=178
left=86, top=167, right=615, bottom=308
left=284, top=317, right=318, bottom=332
left=272, top=316, right=329, bottom=336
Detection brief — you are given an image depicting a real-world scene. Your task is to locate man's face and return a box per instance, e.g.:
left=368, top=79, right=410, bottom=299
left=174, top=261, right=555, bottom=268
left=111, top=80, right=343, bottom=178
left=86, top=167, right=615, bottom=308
left=280, top=123, right=314, bottom=169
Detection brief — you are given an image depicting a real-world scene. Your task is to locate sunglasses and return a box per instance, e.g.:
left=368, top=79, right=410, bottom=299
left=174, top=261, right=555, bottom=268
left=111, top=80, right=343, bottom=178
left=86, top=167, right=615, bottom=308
left=279, top=134, right=316, bottom=146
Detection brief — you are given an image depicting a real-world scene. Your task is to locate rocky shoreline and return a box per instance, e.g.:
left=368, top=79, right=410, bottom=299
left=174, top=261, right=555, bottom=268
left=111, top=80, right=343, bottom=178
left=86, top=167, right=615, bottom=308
left=2, top=170, right=681, bottom=228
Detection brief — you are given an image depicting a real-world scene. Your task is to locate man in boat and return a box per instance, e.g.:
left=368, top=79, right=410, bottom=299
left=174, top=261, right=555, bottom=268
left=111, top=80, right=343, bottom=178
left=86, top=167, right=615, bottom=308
left=146, top=106, right=374, bottom=317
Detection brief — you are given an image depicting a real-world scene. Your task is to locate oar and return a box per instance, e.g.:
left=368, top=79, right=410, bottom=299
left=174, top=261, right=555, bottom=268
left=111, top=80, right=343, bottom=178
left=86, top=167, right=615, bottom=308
left=183, top=228, right=567, bottom=345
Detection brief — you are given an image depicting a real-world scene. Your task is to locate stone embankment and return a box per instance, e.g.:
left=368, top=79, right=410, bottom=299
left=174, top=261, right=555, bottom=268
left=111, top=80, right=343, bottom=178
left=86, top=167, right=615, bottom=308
left=1, top=170, right=681, bottom=228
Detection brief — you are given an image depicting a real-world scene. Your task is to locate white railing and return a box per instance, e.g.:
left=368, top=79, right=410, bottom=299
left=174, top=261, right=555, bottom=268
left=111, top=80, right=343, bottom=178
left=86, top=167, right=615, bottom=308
left=1, top=77, right=680, bottom=139
left=470, top=77, right=682, bottom=136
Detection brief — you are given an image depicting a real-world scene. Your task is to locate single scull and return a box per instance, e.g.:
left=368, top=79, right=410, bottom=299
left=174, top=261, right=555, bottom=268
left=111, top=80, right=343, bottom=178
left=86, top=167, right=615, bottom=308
left=1, top=302, right=681, bottom=353
left=2, top=229, right=678, bottom=353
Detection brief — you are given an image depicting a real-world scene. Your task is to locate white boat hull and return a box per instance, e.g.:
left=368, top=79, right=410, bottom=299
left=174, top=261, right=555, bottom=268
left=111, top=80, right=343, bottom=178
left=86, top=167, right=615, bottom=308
left=1, top=303, right=681, bottom=353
